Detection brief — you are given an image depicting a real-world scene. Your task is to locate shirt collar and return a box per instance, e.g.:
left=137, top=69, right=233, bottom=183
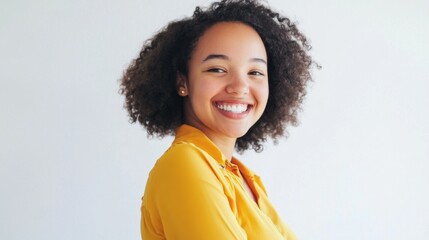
left=173, top=124, right=257, bottom=179
left=232, top=157, right=256, bottom=178
left=173, top=124, right=228, bottom=165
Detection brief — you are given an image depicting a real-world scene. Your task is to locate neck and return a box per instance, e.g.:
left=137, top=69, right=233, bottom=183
left=183, top=110, right=236, bottom=161
left=206, top=135, right=236, bottom=161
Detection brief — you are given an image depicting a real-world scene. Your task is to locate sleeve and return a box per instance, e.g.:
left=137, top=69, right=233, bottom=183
left=141, top=144, right=247, bottom=240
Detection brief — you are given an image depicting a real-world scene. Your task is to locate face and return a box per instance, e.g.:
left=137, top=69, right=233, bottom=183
left=179, top=22, right=269, bottom=145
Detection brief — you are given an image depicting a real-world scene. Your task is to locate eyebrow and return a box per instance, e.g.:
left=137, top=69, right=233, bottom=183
left=202, top=54, right=267, bottom=65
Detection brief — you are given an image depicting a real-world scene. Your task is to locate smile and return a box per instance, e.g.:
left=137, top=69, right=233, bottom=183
left=215, top=103, right=249, bottom=114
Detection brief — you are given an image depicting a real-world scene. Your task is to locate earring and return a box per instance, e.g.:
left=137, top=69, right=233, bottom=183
left=179, top=88, right=186, bottom=96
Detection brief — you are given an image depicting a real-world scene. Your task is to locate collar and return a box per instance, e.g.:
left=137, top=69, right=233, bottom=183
left=173, top=124, right=229, bottom=166
left=231, top=157, right=256, bottom=179
left=173, top=124, right=257, bottom=179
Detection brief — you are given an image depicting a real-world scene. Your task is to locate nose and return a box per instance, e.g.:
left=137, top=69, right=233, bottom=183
left=225, top=73, right=249, bottom=95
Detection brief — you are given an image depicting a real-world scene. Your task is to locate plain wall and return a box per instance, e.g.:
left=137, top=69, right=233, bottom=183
left=1, top=0, right=428, bottom=239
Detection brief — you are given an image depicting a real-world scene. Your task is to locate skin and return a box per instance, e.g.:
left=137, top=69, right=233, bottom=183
left=178, top=22, right=269, bottom=161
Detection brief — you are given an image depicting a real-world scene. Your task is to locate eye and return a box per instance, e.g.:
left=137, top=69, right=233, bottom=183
left=249, top=70, right=265, bottom=76
left=206, top=68, right=226, bottom=73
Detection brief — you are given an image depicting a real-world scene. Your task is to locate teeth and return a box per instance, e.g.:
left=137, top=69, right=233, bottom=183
left=217, top=103, right=248, bottom=113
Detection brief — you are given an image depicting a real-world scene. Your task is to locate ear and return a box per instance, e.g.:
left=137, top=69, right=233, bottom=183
left=176, top=73, right=188, bottom=96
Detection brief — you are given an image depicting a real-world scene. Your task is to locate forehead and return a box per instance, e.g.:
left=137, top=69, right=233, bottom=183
left=191, top=22, right=267, bottom=61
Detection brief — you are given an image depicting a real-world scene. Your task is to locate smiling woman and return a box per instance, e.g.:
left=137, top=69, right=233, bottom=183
left=179, top=22, right=269, bottom=160
left=119, top=0, right=314, bottom=239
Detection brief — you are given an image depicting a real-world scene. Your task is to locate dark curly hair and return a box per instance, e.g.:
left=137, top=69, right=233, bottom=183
left=120, top=0, right=314, bottom=152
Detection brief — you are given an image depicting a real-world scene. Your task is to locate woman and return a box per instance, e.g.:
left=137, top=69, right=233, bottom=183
left=120, top=0, right=313, bottom=239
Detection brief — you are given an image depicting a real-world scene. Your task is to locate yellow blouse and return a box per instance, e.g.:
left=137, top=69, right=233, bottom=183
left=141, top=124, right=297, bottom=240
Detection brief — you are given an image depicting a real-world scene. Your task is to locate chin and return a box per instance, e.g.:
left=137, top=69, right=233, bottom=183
left=223, top=126, right=251, bottom=139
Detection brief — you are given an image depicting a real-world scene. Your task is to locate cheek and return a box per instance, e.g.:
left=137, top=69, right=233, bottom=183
left=191, top=80, right=222, bottom=97
left=257, top=82, right=269, bottom=106
left=188, top=81, right=218, bottom=108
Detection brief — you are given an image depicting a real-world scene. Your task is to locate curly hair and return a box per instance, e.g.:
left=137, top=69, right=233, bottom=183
left=120, top=0, right=314, bottom=152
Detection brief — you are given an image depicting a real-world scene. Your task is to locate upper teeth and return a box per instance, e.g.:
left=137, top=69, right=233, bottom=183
left=217, top=103, right=248, bottom=113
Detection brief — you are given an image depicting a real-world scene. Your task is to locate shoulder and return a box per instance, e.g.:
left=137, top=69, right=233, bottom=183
left=144, top=141, right=225, bottom=203
left=157, top=142, right=207, bottom=170
left=149, top=141, right=218, bottom=183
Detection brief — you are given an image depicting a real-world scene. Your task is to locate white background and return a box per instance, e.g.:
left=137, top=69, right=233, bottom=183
left=1, top=0, right=428, bottom=239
